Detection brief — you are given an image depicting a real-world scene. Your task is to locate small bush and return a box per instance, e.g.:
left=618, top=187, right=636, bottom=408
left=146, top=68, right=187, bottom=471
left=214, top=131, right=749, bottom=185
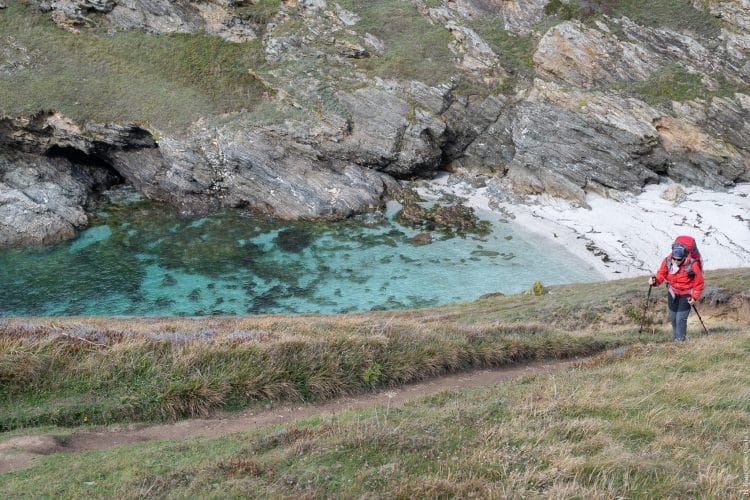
left=531, top=281, right=547, bottom=296
left=160, top=376, right=227, bottom=420
left=623, top=304, right=641, bottom=321
left=362, top=362, right=383, bottom=387
left=544, top=0, right=579, bottom=20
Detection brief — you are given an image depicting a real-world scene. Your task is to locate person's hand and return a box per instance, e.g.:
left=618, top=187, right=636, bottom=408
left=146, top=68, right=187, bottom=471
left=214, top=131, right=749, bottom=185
left=688, top=297, right=696, bottom=306
left=649, top=276, right=657, bottom=286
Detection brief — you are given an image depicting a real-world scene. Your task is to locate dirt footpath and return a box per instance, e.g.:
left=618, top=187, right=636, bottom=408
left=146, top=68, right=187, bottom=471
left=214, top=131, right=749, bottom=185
left=0, top=355, right=591, bottom=474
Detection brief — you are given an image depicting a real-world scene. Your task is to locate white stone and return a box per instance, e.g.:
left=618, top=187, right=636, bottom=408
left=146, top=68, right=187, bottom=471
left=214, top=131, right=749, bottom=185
left=660, top=184, right=687, bottom=206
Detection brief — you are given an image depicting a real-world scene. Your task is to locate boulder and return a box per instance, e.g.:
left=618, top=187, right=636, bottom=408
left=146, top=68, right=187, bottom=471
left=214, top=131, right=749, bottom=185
left=409, top=232, right=432, bottom=245
left=507, top=99, right=659, bottom=204
left=660, top=184, right=687, bottom=206
left=0, top=151, right=120, bottom=248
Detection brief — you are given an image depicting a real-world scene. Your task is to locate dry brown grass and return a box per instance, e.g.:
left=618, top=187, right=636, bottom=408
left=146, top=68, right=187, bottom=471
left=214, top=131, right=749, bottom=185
left=1, top=329, right=748, bottom=497
left=1, top=270, right=747, bottom=430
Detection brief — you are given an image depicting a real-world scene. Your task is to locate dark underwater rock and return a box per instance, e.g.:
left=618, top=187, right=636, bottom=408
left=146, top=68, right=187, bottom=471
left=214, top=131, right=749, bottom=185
left=274, top=227, right=312, bottom=253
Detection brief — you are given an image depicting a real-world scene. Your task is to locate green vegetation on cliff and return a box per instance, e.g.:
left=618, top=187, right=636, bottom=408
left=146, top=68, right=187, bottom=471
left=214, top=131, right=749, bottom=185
left=545, top=0, right=722, bottom=39
left=334, top=0, right=456, bottom=85
left=1, top=0, right=742, bottom=132
left=617, top=64, right=750, bottom=107
left=0, top=0, right=268, bottom=132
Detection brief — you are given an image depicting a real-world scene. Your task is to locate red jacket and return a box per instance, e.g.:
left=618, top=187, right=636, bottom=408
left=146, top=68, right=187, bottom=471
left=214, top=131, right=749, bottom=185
left=654, top=254, right=704, bottom=300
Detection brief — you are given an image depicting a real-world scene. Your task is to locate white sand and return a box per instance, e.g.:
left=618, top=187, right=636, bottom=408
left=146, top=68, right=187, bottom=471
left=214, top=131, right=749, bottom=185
left=416, top=173, right=750, bottom=279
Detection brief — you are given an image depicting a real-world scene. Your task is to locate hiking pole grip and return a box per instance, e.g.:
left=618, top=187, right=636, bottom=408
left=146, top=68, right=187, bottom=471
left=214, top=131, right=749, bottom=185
left=638, top=284, right=653, bottom=334
left=692, top=303, right=709, bottom=335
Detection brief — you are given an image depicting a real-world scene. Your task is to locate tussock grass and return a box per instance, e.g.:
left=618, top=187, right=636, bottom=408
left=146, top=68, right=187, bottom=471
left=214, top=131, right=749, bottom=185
left=1, top=329, right=748, bottom=497
left=614, top=64, right=750, bottom=108
left=547, top=0, right=722, bottom=39
left=334, top=0, right=456, bottom=85
left=467, top=17, right=536, bottom=77
left=1, top=269, right=747, bottom=431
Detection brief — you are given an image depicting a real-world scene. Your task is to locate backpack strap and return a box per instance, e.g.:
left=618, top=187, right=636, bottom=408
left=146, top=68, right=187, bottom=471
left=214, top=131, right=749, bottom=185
left=685, top=257, right=696, bottom=279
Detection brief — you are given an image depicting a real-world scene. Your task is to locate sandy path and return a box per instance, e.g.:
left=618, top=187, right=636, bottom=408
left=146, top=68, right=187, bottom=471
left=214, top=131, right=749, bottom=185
left=0, top=356, right=585, bottom=474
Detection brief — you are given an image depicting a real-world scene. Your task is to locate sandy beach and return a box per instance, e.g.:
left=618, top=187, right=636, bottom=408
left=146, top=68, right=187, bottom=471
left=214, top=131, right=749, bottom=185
left=416, top=173, right=750, bottom=279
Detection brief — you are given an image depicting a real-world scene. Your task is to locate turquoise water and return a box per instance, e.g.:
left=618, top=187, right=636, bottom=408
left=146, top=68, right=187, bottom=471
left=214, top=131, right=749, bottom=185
left=0, top=190, right=602, bottom=316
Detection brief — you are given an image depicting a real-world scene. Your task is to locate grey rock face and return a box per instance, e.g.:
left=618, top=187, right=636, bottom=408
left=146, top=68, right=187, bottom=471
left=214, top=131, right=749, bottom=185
left=150, top=124, right=395, bottom=219
left=507, top=102, right=660, bottom=204
left=442, top=94, right=514, bottom=175
left=0, top=110, right=398, bottom=229
left=4, top=0, right=750, bottom=248
left=0, top=112, right=156, bottom=163
left=617, top=17, right=744, bottom=85
left=534, top=21, right=661, bottom=88
left=700, top=0, right=750, bottom=32
left=0, top=113, right=151, bottom=247
left=0, top=151, right=119, bottom=247
left=446, top=0, right=549, bottom=36
left=515, top=79, right=750, bottom=197
left=330, top=84, right=446, bottom=177
left=107, top=0, right=202, bottom=32
left=680, top=94, right=750, bottom=165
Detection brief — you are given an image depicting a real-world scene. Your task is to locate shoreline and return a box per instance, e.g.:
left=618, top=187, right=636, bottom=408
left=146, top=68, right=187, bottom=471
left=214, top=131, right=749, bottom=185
left=415, top=173, right=750, bottom=280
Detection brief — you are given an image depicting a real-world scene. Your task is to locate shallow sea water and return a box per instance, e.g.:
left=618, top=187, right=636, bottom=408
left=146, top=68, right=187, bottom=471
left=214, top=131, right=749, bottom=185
left=0, top=190, right=602, bottom=316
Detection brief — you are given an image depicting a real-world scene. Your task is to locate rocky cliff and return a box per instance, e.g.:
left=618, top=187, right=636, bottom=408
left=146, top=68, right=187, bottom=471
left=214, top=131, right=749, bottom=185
left=1, top=0, right=748, bottom=247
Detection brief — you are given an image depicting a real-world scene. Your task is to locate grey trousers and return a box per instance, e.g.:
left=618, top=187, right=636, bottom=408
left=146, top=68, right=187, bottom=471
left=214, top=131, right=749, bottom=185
left=667, top=293, right=691, bottom=341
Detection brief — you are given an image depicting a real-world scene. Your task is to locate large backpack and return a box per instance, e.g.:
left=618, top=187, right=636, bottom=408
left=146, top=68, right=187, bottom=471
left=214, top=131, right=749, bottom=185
left=670, top=235, right=703, bottom=277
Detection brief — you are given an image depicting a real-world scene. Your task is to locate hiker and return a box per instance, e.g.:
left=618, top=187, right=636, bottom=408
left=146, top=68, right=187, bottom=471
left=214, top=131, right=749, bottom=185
left=648, top=237, right=704, bottom=341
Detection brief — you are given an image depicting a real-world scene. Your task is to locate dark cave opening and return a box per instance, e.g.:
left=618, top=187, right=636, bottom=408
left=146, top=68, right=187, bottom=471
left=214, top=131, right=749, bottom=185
left=45, top=144, right=127, bottom=191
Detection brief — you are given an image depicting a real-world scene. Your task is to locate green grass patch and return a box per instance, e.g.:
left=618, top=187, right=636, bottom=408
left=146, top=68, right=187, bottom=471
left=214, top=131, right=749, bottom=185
left=542, top=0, right=722, bottom=40
left=466, top=17, right=536, bottom=77
left=613, top=64, right=750, bottom=107
left=334, top=0, right=456, bottom=85
left=0, top=0, right=268, bottom=134
left=607, top=0, right=721, bottom=38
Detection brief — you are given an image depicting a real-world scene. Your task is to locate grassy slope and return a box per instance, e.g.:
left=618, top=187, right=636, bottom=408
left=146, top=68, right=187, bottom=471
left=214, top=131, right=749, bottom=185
left=1, top=269, right=748, bottom=432
left=334, top=0, right=456, bottom=85
left=0, top=0, right=458, bottom=133
left=0, top=0, right=268, bottom=133
left=1, top=0, right=749, bottom=491
left=0, top=324, right=748, bottom=496
left=4, top=0, right=742, bottom=136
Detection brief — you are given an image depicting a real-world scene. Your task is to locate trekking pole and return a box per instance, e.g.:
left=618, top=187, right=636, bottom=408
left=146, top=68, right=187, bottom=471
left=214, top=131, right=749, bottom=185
left=638, top=284, right=653, bottom=334
left=692, top=304, right=709, bottom=335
